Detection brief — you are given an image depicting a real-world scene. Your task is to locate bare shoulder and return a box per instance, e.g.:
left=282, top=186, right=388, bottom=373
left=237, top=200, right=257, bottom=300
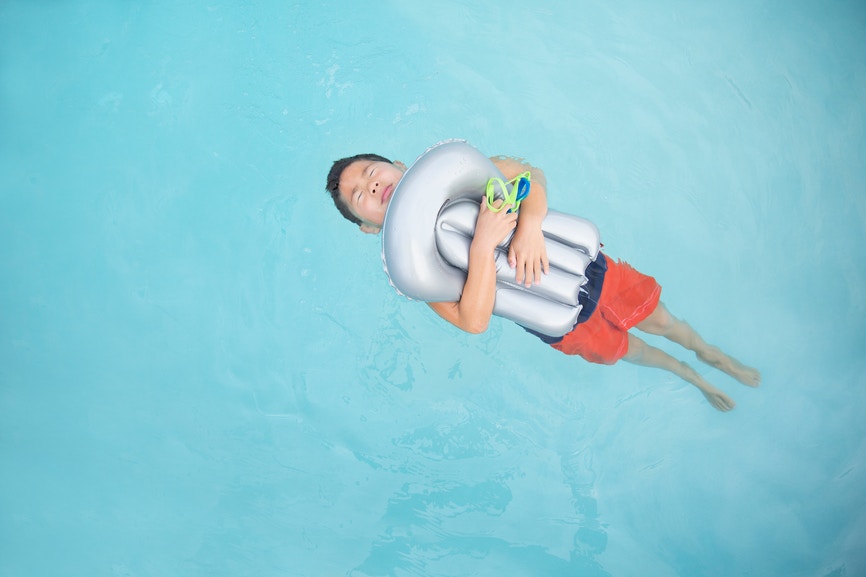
left=490, top=155, right=530, bottom=176
left=489, top=155, right=546, bottom=185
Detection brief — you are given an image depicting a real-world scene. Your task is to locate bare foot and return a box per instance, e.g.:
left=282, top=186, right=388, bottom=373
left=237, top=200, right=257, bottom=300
left=696, top=345, right=761, bottom=387
left=678, top=360, right=737, bottom=412
left=623, top=333, right=742, bottom=412
left=700, top=384, right=737, bottom=412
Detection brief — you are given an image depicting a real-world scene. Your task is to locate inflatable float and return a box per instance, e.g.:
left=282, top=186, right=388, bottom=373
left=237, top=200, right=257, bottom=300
left=381, top=140, right=601, bottom=338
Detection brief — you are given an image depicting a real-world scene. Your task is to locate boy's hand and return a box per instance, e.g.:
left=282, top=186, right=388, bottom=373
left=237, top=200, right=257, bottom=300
left=472, top=197, right=517, bottom=253
left=508, top=218, right=549, bottom=287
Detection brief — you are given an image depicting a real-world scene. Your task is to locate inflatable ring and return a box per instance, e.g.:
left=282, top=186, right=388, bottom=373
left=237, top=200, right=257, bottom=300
left=382, top=140, right=601, bottom=337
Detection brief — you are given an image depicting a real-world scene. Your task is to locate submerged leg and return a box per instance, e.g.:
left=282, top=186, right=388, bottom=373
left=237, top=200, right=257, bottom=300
left=636, top=303, right=761, bottom=387
left=624, top=333, right=736, bottom=411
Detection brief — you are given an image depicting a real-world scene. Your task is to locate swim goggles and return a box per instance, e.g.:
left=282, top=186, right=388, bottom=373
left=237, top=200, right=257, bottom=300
left=485, top=171, right=531, bottom=213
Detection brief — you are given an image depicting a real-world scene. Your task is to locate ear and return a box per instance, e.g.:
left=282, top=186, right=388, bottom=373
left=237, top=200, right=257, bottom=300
left=359, top=223, right=381, bottom=234
left=394, top=160, right=407, bottom=171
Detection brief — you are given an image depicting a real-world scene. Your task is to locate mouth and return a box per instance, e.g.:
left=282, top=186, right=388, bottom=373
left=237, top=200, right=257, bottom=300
left=381, top=184, right=393, bottom=204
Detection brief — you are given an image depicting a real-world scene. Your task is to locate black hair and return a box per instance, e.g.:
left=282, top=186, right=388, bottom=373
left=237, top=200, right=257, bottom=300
left=326, top=153, right=391, bottom=225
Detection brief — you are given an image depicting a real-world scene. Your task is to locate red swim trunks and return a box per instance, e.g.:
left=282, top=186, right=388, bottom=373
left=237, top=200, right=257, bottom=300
left=552, top=257, right=661, bottom=365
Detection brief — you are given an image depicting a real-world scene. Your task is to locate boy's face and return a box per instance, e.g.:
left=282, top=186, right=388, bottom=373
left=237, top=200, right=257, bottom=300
left=338, top=159, right=406, bottom=234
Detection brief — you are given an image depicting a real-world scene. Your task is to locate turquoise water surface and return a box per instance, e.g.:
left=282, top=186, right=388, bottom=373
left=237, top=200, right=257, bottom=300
left=1, top=1, right=865, bottom=576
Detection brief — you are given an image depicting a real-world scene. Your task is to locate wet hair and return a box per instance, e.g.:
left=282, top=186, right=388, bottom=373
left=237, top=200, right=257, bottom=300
left=326, top=153, right=391, bottom=225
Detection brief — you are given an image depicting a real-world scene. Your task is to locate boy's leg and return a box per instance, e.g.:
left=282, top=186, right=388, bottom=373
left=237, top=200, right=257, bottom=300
left=635, top=302, right=761, bottom=387
left=624, top=333, right=736, bottom=411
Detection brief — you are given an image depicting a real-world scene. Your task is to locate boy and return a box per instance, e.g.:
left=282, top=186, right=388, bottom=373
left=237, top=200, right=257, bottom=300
left=326, top=151, right=760, bottom=411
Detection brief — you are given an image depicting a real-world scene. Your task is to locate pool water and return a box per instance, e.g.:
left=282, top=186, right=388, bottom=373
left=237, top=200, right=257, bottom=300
left=1, top=1, right=864, bottom=576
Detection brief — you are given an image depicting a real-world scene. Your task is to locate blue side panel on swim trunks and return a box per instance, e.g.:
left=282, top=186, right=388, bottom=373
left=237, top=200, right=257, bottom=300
left=381, top=140, right=601, bottom=337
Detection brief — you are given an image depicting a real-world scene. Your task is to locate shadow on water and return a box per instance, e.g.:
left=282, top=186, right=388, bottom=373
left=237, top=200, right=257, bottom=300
left=342, top=302, right=611, bottom=576
left=351, top=472, right=610, bottom=577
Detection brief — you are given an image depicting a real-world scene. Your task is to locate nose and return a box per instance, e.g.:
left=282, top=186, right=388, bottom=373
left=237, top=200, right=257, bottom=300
left=369, top=180, right=379, bottom=196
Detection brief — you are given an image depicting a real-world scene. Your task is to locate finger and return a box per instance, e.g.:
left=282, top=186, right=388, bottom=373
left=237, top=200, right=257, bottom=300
left=515, top=256, right=526, bottom=285
left=486, top=197, right=512, bottom=212
left=508, top=245, right=516, bottom=268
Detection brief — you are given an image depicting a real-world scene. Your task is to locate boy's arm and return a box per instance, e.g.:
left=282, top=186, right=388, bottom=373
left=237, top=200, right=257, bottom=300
left=491, top=156, right=549, bottom=287
left=427, top=197, right=517, bottom=334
